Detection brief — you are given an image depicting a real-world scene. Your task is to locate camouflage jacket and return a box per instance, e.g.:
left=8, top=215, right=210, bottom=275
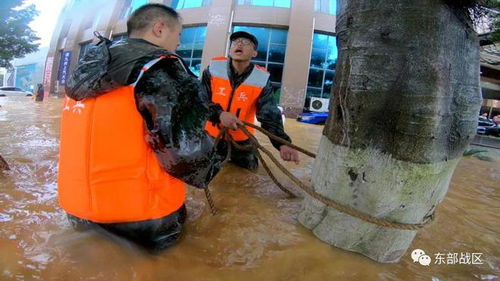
left=65, top=38, right=223, bottom=188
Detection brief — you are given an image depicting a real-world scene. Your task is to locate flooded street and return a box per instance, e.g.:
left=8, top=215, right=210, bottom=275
left=0, top=97, right=499, bottom=281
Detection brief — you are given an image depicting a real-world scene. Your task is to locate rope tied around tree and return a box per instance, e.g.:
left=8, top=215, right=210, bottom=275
left=205, top=121, right=435, bottom=230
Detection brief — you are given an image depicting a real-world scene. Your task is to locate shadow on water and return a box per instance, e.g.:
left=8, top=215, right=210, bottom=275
left=0, top=97, right=498, bottom=281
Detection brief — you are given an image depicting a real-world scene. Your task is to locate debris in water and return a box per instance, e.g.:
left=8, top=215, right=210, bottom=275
left=0, top=155, right=9, bottom=171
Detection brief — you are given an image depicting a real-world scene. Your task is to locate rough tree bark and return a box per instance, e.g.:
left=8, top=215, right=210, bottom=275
left=298, top=0, right=481, bottom=263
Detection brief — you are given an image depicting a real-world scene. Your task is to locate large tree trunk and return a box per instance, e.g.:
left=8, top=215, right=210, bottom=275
left=298, top=0, right=481, bottom=263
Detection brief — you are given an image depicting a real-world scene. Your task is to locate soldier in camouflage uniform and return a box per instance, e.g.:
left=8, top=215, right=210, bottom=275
left=200, top=31, right=299, bottom=170
left=61, top=4, right=223, bottom=252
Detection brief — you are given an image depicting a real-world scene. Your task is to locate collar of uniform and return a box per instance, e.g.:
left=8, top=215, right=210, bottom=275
left=127, top=38, right=162, bottom=48
left=228, top=58, right=254, bottom=81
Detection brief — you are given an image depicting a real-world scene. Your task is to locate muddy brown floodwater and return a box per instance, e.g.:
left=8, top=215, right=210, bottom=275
left=0, top=96, right=499, bottom=281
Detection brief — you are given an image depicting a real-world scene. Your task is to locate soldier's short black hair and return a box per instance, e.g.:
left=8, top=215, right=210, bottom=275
left=127, top=4, right=181, bottom=36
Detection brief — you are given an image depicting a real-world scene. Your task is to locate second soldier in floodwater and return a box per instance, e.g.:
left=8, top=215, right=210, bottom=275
left=200, top=31, right=300, bottom=170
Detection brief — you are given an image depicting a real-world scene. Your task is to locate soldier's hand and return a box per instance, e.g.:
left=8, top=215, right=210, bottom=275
left=219, top=112, right=242, bottom=130
left=280, top=145, right=300, bottom=164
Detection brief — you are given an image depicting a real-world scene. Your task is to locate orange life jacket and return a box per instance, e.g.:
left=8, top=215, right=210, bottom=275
left=57, top=56, right=185, bottom=224
left=205, top=57, right=270, bottom=141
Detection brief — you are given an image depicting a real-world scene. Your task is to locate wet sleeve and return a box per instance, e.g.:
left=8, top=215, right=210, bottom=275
left=256, top=79, right=291, bottom=150
left=200, top=68, right=223, bottom=124
left=134, top=58, right=225, bottom=188
left=134, top=59, right=192, bottom=146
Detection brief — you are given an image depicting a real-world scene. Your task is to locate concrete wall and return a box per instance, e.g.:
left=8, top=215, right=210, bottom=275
left=280, top=1, right=315, bottom=116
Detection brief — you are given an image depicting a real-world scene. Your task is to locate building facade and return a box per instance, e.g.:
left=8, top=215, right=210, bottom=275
left=0, top=47, right=48, bottom=92
left=45, top=0, right=337, bottom=116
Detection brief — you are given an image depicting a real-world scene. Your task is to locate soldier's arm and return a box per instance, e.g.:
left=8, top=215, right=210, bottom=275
left=134, top=57, right=224, bottom=188
left=256, top=79, right=291, bottom=150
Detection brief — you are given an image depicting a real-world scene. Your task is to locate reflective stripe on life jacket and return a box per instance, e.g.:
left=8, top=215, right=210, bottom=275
left=58, top=55, right=186, bottom=224
left=205, top=57, right=270, bottom=141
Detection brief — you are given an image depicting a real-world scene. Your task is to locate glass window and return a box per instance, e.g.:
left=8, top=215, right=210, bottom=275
left=184, top=0, right=202, bottom=8
left=267, top=63, right=283, bottom=83
left=195, top=26, right=207, bottom=41
left=236, top=0, right=290, bottom=8
left=192, top=43, right=204, bottom=58
left=190, top=59, right=202, bottom=76
left=325, top=50, right=337, bottom=70
left=314, top=0, right=336, bottom=15
left=78, top=41, right=93, bottom=62
left=308, top=68, right=323, bottom=88
left=323, top=70, right=334, bottom=95
left=307, top=88, right=322, bottom=98
left=270, top=29, right=287, bottom=44
left=176, top=48, right=192, bottom=58
left=274, top=0, right=290, bottom=8
left=306, top=32, right=337, bottom=106
left=233, top=25, right=288, bottom=103
left=130, top=0, right=146, bottom=12
left=268, top=45, right=286, bottom=63
left=312, top=33, right=328, bottom=49
left=172, top=0, right=212, bottom=9
left=181, top=27, right=197, bottom=43
left=253, top=0, right=270, bottom=6
left=310, top=48, right=325, bottom=69
left=120, top=0, right=147, bottom=19
left=329, top=0, right=336, bottom=15
left=177, top=26, right=207, bottom=76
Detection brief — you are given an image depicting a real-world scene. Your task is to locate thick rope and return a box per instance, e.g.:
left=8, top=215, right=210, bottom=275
left=256, top=150, right=297, bottom=198
left=204, top=122, right=434, bottom=230
left=242, top=121, right=317, bottom=158
left=226, top=133, right=297, bottom=198
left=236, top=124, right=434, bottom=230
left=204, top=188, right=217, bottom=215
left=202, top=128, right=232, bottom=216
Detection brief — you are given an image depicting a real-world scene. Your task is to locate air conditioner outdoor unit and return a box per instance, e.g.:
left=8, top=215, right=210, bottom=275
left=309, top=97, right=330, bottom=112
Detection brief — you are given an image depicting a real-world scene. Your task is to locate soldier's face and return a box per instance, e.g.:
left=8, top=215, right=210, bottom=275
left=229, top=38, right=257, bottom=62
left=158, top=22, right=181, bottom=52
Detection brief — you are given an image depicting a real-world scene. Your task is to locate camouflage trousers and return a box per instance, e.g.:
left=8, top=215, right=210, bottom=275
left=67, top=205, right=187, bottom=253
left=229, top=139, right=259, bottom=171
